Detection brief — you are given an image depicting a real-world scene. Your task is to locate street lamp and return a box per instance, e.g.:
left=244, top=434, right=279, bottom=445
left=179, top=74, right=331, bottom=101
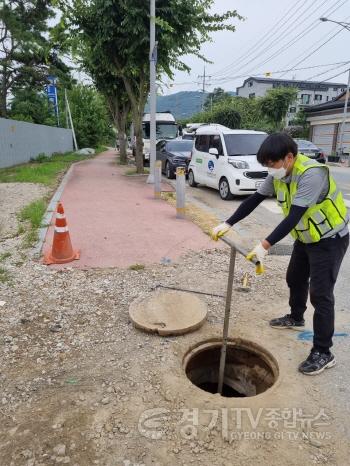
left=320, top=17, right=350, bottom=165
left=147, top=0, right=157, bottom=184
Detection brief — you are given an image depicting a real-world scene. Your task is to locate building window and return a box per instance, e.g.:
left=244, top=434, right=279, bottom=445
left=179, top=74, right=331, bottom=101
left=249, top=93, right=255, bottom=99
left=289, top=107, right=296, bottom=113
left=327, top=96, right=329, bottom=101
left=301, top=94, right=311, bottom=105
left=333, top=87, right=340, bottom=91
left=248, top=81, right=253, bottom=87
left=314, top=94, right=322, bottom=101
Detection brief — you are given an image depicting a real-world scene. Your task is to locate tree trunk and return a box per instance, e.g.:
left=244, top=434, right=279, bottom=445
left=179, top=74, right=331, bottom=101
left=0, top=85, right=7, bottom=118
left=120, top=72, right=148, bottom=174
left=133, top=111, right=144, bottom=173
left=118, top=132, right=127, bottom=164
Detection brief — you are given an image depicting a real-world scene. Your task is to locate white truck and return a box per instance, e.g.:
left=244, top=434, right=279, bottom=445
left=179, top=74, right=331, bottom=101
left=132, top=111, right=179, bottom=164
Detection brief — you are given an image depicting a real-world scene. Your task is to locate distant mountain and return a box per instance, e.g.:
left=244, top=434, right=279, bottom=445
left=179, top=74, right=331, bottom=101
left=144, top=90, right=236, bottom=120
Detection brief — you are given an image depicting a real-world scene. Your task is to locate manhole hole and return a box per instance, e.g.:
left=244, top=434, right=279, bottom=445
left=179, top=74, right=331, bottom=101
left=183, top=339, right=279, bottom=398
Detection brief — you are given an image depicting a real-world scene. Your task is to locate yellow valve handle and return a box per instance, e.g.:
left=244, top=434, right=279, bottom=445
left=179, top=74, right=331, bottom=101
left=245, top=252, right=265, bottom=275
left=210, top=229, right=227, bottom=241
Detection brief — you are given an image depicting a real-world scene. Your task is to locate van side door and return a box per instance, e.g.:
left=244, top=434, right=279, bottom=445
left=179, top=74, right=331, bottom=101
left=204, top=135, right=224, bottom=188
left=193, top=135, right=210, bottom=184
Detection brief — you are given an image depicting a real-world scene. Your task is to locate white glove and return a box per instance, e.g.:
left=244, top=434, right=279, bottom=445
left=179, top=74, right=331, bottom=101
left=246, top=242, right=268, bottom=274
left=211, top=222, right=231, bottom=241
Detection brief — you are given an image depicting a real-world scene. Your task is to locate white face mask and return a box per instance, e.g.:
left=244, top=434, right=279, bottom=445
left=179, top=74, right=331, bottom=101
left=268, top=158, right=290, bottom=179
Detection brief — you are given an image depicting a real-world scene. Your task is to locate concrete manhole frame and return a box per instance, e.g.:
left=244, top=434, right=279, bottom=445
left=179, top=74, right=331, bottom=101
left=182, top=337, right=280, bottom=399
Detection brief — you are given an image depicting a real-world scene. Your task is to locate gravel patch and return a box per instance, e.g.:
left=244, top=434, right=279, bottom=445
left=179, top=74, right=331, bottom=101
left=0, top=181, right=347, bottom=466
left=0, top=183, right=49, bottom=239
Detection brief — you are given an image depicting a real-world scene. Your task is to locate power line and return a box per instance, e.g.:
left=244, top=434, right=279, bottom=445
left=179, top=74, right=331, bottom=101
left=210, top=61, right=350, bottom=85
left=233, top=0, right=348, bottom=80
left=279, top=14, right=350, bottom=77
left=210, top=0, right=309, bottom=77
left=305, top=63, right=350, bottom=81
left=211, top=0, right=333, bottom=79
left=308, top=66, right=350, bottom=84
left=168, top=61, right=350, bottom=88
left=213, top=0, right=347, bottom=82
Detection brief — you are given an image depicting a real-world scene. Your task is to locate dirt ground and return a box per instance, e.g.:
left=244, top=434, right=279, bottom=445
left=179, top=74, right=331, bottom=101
left=0, top=182, right=349, bottom=466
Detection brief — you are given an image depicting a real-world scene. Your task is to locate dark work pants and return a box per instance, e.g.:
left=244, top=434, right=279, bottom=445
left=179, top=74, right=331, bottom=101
left=286, top=233, right=349, bottom=352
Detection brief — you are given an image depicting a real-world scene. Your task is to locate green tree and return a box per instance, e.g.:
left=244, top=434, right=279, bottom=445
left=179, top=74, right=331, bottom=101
left=259, top=87, right=298, bottom=130
left=204, top=87, right=230, bottom=111
left=66, top=84, right=113, bottom=148
left=9, top=88, right=57, bottom=125
left=72, top=45, right=131, bottom=163
left=211, top=107, right=241, bottom=128
left=65, top=0, right=242, bottom=172
left=0, top=0, right=71, bottom=118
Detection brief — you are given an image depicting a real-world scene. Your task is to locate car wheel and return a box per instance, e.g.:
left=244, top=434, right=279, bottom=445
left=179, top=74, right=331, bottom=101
left=165, top=161, right=175, bottom=179
left=188, top=170, right=198, bottom=187
left=219, top=177, right=234, bottom=200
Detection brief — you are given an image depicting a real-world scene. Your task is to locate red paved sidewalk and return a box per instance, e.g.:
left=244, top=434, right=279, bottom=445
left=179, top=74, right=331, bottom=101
left=42, top=151, right=216, bottom=268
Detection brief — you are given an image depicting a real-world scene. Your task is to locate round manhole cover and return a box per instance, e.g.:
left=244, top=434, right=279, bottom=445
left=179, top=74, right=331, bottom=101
left=129, top=290, right=208, bottom=336
left=183, top=338, right=279, bottom=397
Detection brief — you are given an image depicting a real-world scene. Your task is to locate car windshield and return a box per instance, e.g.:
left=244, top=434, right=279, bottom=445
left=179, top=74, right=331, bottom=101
left=143, top=122, right=178, bottom=140
left=223, top=134, right=267, bottom=156
left=295, top=140, right=318, bottom=150
left=166, top=141, right=193, bottom=152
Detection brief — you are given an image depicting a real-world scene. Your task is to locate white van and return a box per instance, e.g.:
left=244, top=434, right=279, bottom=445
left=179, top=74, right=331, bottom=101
left=188, top=125, right=268, bottom=200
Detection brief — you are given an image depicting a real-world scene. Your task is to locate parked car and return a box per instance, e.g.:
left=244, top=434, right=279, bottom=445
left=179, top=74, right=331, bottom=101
left=188, top=125, right=268, bottom=200
left=294, top=139, right=326, bottom=164
left=182, top=132, right=196, bottom=140
left=156, top=139, right=194, bottom=179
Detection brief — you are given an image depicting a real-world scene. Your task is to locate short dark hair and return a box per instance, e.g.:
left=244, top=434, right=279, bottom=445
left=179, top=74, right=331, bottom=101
left=257, top=132, right=298, bottom=166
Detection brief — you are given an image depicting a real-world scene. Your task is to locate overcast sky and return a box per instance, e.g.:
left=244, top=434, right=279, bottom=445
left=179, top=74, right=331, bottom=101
left=162, top=0, right=350, bottom=95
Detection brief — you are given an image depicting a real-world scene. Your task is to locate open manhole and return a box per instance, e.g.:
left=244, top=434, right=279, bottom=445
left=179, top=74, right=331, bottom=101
left=183, top=339, right=279, bottom=398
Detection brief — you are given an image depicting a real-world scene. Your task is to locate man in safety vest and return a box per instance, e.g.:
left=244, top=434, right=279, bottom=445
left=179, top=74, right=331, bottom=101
left=211, top=132, right=349, bottom=376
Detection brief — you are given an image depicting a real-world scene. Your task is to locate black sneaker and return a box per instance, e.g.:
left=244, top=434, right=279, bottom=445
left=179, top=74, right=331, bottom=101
left=269, top=314, right=305, bottom=330
left=298, top=350, right=336, bottom=376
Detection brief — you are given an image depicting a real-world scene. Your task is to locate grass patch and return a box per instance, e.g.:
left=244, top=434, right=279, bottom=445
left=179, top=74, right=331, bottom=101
left=18, top=199, right=47, bottom=248
left=0, top=252, right=11, bottom=262
left=0, top=147, right=106, bottom=186
left=0, top=267, right=11, bottom=283
left=128, top=263, right=146, bottom=271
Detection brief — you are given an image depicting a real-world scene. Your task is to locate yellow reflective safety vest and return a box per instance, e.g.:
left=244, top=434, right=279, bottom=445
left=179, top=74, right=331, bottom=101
left=273, top=154, right=349, bottom=243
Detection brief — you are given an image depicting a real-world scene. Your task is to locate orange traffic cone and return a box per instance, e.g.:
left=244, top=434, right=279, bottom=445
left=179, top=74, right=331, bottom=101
left=43, top=202, right=80, bottom=265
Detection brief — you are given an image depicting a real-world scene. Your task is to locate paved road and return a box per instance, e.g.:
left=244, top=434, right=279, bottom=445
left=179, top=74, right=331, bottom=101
left=328, top=167, right=350, bottom=310
left=330, top=166, right=350, bottom=207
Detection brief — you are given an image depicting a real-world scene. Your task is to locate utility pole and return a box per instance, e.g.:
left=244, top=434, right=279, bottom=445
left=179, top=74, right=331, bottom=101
left=147, top=0, right=157, bottom=184
left=198, top=66, right=211, bottom=111
left=337, top=68, right=350, bottom=166
left=65, top=89, right=78, bottom=151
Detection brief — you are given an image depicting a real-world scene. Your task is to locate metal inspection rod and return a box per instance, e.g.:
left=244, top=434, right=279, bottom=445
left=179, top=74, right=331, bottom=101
left=217, top=236, right=259, bottom=395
